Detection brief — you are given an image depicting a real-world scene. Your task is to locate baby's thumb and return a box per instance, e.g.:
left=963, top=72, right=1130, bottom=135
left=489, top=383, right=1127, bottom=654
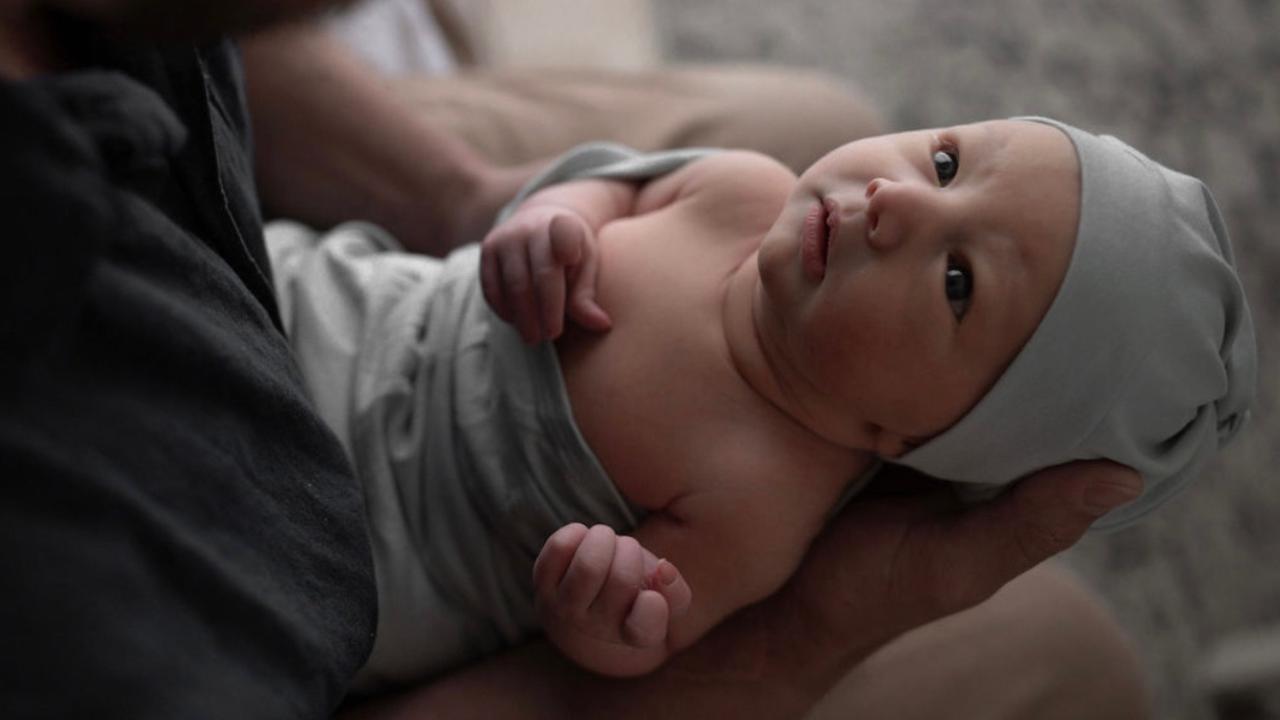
left=648, top=559, right=692, bottom=619
left=567, top=259, right=612, bottom=332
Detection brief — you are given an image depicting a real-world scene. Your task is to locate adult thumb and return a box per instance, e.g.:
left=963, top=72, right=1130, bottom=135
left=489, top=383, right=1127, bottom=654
left=934, top=460, right=1142, bottom=612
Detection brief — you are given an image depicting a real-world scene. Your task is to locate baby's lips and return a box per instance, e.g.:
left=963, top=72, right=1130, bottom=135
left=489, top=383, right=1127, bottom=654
left=823, top=196, right=841, bottom=236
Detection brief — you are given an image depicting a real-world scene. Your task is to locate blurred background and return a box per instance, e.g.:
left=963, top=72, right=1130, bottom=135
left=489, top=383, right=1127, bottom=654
left=332, top=0, right=1278, bottom=716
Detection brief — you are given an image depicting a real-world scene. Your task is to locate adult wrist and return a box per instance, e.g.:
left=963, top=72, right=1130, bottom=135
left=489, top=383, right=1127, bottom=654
left=389, top=146, right=537, bottom=255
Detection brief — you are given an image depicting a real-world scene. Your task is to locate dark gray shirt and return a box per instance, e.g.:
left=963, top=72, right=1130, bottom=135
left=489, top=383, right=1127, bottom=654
left=0, top=31, right=375, bottom=719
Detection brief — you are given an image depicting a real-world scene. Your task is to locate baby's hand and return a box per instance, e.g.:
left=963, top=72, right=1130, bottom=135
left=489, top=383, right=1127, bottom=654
left=480, top=205, right=612, bottom=344
left=533, top=523, right=692, bottom=675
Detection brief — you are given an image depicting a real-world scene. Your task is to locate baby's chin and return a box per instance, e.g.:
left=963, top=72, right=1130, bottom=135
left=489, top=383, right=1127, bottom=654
left=755, top=218, right=799, bottom=280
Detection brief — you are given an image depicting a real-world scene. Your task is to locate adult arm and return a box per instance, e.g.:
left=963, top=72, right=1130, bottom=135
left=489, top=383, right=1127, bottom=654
left=239, top=21, right=537, bottom=255
left=340, top=460, right=1142, bottom=719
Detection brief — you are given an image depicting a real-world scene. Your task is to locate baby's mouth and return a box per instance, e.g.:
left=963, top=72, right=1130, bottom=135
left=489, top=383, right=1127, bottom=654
left=801, top=200, right=833, bottom=282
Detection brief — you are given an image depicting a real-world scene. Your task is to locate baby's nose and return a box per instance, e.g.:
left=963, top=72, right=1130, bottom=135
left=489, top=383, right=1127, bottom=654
left=864, top=178, right=903, bottom=252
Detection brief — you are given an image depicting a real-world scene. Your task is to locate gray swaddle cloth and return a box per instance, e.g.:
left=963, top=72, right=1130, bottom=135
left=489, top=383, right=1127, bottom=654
left=898, top=117, right=1257, bottom=530
left=496, top=141, right=719, bottom=222
left=267, top=143, right=715, bottom=691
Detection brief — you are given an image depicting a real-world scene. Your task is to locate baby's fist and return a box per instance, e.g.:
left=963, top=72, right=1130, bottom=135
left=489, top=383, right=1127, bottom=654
left=533, top=524, right=691, bottom=673
left=479, top=206, right=610, bottom=344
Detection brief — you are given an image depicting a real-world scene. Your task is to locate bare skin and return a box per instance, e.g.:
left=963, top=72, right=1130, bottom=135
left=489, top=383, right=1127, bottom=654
left=342, top=463, right=1145, bottom=720
left=240, top=22, right=539, bottom=255
left=808, top=562, right=1150, bottom=720
left=482, top=121, right=1085, bottom=675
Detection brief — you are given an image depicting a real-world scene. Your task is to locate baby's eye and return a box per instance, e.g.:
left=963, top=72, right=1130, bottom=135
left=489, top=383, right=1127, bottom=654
left=933, top=149, right=959, bottom=187
left=945, top=256, right=972, bottom=320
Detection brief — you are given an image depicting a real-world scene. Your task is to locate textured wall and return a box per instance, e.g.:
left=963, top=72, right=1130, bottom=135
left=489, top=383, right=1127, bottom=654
left=652, top=1, right=1280, bottom=718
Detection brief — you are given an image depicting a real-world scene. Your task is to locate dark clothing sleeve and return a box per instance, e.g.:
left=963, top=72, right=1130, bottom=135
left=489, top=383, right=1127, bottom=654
left=0, top=39, right=376, bottom=720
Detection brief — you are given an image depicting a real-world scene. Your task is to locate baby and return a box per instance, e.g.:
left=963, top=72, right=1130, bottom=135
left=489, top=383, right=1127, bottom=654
left=266, top=118, right=1255, bottom=690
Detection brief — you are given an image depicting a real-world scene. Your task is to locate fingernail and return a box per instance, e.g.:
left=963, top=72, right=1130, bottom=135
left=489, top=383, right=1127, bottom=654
left=656, top=560, right=678, bottom=586
left=1082, top=480, right=1142, bottom=516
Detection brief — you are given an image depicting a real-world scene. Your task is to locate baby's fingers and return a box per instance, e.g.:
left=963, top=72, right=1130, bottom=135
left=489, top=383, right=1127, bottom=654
left=648, top=559, right=692, bottom=619
left=567, top=261, right=611, bottom=336
left=549, top=215, right=611, bottom=333
left=622, top=589, right=668, bottom=649
left=530, top=222, right=567, bottom=340
left=548, top=214, right=586, bottom=267
left=479, top=234, right=512, bottom=323
left=533, top=523, right=590, bottom=601
left=591, top=535, right=647, bottom=625
left=567, top=267, right=611, bottom=332
left=555, top=524, right=618, bottom=614
left=496, top=241, right=541, bottom=343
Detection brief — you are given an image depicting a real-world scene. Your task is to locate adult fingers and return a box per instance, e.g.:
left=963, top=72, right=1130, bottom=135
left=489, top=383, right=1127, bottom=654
left=924, top=460, right=1142, bottom=614
left=780, top=461, right=1140, bottom=657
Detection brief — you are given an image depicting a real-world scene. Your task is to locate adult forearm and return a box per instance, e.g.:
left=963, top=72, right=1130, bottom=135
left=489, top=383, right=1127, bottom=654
left=342, top=598, right=859, bottom=720
left=345, top=462, right=1139, bottom=720
left=239, top=22, right=526, bottom=255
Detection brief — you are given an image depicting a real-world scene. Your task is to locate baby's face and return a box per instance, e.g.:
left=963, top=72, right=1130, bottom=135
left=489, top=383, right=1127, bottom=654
left=755, top=120, right=1080, bottom=456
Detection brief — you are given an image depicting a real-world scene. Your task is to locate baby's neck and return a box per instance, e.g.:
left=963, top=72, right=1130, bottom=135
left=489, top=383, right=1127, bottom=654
left=721, top=254, right=776, bottom=404
left=720, top=253, right=875, bottom=459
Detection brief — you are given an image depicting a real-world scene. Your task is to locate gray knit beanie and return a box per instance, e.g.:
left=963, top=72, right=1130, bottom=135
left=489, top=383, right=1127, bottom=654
left=897, top=117, right=1256, bottom=531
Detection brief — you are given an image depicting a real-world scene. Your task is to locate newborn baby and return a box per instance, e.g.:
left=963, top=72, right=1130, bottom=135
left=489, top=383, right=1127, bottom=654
left=266, top=118, right=1254, bottom=689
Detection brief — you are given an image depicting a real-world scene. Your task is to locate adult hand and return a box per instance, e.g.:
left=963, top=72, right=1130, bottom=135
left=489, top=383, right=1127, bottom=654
left=340, top=460, right=1140, bottom=720
left=761, top=459, right=1142, bottom=699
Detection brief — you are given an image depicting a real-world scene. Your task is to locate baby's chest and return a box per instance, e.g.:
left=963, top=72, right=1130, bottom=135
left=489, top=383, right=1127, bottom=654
left=557, top=217, right=786, bottom=510
left=592, top=212, right=746, bottom=319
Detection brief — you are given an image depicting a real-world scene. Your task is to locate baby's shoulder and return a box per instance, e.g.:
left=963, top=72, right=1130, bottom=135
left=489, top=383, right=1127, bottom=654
left=685, top=150, right=797, bottom=202
left=635, top=150, right=796, bottom=220
left=694, top=149, right=796, bottom=180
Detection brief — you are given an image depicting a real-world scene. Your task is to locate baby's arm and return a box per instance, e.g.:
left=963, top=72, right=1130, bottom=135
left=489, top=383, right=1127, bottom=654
left=533, top=523, right=694, bottom=677
left=534, top=481, right=829, bottom=677
left=481, top=150, right=791, bottom=344
left=480, top=179, right=637, bottom=343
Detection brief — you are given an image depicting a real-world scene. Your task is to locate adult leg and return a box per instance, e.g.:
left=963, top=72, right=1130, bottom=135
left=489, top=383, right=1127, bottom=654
left=806, top=563, right=1150, bottom=720
left=389, top=64, right=885, bottom=172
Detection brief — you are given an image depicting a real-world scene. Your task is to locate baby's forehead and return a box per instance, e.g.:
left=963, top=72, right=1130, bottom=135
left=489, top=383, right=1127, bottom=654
left=976, top=122, right=1082, bottom=247
left=966, top=120, right=1078, bottom=173
left=960, top=122, right=1081, bottom=243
